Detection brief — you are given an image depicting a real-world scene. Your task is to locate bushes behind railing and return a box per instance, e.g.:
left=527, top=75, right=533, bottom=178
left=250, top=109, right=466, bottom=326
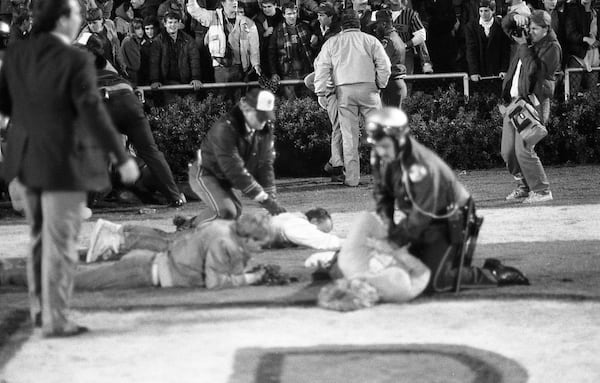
left=148, top=88, right=600, bottom=180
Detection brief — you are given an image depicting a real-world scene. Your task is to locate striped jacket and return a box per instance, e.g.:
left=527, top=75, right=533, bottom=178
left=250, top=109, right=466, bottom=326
left=199, top=105, right=276, bottom=199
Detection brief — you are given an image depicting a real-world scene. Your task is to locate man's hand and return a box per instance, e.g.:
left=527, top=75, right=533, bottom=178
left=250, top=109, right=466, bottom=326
left=513, top=30, right=528, bottom=45
left=264, top=26, right=273, bottom=37
left=244, top=269, right=266, bottom=285
left=513, top=14, right=528, bottom=28
left=470, top=74, right=481, bottom=82
left=499, top=72, right=506, bottom=79
left=310, top=34, right=318, bottom=46
left=583, top=36, right=596, bottom=46
left=304, top=251, right=337, bottom=269
left=260, top=196, right=286, bottom=215
left=190, top=80, right=202, bottom=91
left=271, top=74, right=281, bottom=82
left=254, top=65, right=262, bottom=76
left=150, top=82, right=162, bottom=90
left=318, top=96, right=328, bottom=110
left=117, top=158, right=140, bottom=184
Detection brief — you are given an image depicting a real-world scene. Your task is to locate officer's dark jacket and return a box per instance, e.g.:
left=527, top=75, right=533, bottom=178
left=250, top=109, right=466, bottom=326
left=372, top=136, right=470, bottom=246
left=200, top=105, right=276, bottom=199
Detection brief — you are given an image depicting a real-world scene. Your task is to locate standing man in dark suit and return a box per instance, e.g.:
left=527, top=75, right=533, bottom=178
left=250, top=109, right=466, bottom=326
left=0, top=0, right=139, bottom=337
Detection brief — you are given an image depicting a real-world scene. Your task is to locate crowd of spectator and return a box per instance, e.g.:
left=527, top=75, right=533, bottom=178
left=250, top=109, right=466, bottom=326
left=1, top=0, right=600, bottom=97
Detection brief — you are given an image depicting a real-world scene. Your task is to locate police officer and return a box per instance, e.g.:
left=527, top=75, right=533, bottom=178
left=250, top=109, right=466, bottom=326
left=79, top=33, right=185, bottom=207
left=182, top=88, right=286, bottom=230
left=366, top=107, right=530, bottom=292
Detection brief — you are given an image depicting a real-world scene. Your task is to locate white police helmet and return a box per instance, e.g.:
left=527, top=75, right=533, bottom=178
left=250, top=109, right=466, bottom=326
left=366, top=107, right=409, bottom=143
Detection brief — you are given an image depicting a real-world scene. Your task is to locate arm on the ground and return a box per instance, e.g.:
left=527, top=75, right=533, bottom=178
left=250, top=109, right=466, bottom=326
left=204, top=240, right=255, bottom=289
left=278, top=214, right=342, bottom=249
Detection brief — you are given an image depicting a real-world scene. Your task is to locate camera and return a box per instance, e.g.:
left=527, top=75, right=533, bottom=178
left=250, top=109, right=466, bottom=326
left=511, top=25, right=529, bottom=37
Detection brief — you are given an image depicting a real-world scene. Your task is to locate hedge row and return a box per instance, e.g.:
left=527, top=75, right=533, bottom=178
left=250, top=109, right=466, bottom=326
left=148, top=88, right=600, bottom=180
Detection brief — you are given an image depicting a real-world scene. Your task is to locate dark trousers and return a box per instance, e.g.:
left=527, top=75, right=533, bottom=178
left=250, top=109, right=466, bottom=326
left=409, top=222, right=497, bottom=293
left=187, top=161, right=243, bottom=226
left=105, top=90, right=180, bottom=202
left=382, top=78, right=407, bottom=108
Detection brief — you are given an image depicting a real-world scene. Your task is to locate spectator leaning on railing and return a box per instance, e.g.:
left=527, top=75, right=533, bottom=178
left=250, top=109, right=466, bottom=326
left=149, top=11, right=202, bottom=90
left=563, top=0, right=600, bottom=94
left=500, top=10, right=561, bottom=204
left=253, top=0, right=283, bottom=77
left=186, top=0, right=261, bottom=99
left=268, top=2, right=314, bottom=100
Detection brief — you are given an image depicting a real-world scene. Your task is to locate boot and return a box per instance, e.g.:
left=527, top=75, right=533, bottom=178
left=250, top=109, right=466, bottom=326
left=483, top=258, right=530, bottom=286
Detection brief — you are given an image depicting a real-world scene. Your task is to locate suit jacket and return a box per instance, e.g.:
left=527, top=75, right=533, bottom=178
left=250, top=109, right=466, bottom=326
left=464, top=18, right=511, bottom=76
left=0, top=33, right=128, bottom=191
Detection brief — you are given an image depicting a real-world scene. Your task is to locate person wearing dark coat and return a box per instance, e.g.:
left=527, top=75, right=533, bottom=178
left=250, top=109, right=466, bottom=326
left=0, top=0, right=138, bottom=337
left=464, top=0, right=511, bottom=80
left=149, top=11, right=202, bottom=88
left=563, top=0, right=600, bottom=92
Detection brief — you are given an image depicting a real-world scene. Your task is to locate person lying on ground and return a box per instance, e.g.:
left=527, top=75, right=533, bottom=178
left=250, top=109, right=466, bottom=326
left=1, top=213, right=272, bottom=290
left=84, top=207, right=342, bottom=266
left=172, top=207, right=342, bottom=250
left=306, top=211, right=431, bottom=311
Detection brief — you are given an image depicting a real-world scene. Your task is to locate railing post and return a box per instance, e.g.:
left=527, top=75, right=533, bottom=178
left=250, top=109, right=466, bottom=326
left=462, top=73, right=469, bottom=99
left=564, top=68, right=570, bottom=102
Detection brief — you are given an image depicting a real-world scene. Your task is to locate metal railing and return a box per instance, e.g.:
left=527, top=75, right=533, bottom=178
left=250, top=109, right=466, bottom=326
left=131, top=70, right=600, bottom=103
left=136, top=72, right=471, bottom=100
left=563, top=67, right=600, bottom=101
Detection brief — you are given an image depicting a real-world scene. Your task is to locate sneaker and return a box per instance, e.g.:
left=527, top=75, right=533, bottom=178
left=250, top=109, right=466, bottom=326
left=523, top=190, right=553, bottom=204
left=86, top=219, right=123, bottom=263
left=505, top=188, right=529, bottom=201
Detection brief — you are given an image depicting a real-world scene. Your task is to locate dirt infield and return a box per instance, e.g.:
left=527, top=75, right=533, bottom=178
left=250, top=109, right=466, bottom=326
left=1, top=166, right=600, bottom=382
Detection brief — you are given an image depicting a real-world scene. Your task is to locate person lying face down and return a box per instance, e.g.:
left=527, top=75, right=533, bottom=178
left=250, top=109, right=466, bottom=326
left=266, top=207, right=342, bottom=250
left=173, top=207, right=343, bottom=250
left=75, top=213, right=273, bottom=290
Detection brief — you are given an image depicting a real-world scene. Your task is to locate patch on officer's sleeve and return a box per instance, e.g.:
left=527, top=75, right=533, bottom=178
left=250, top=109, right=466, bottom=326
left=408, top=164, right=427, bottom=182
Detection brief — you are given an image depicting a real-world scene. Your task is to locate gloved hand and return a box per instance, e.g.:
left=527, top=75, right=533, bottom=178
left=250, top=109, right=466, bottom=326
left=260, top=196, right=287, bottom=215
left=304, top=251, right=337, bottom=269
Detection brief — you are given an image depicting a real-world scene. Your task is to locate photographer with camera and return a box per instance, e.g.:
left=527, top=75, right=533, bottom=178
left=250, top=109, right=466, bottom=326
left=500, top=10, right=561, bottom=204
